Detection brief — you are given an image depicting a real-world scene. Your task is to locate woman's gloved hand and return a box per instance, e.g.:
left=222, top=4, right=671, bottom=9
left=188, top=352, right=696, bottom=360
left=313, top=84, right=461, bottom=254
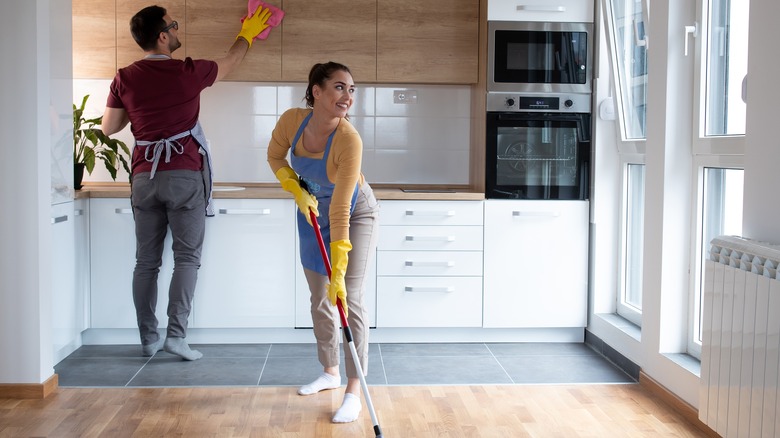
left=328, top=239, right=352, bottom=316
left=236, top=6, right=272, bottom=47
left=275, top=167, right=319, bottom=226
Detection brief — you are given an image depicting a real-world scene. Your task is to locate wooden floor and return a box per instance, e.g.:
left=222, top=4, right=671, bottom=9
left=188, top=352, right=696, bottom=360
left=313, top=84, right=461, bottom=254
left=0, top=384, right=710, bottom=437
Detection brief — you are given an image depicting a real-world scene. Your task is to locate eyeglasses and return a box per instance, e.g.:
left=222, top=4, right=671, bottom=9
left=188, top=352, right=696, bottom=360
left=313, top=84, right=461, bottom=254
left=161, top=20, right=178, bottom=33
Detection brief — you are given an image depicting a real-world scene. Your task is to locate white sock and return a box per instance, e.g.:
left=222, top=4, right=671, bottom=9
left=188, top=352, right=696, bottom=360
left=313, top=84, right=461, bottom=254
left=332, top=393, right=361, bottom=423
left=298, top=373, right=341, bottom=395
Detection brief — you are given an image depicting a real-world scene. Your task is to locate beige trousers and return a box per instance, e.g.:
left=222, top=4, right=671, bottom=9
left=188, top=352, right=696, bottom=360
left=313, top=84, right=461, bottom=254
left=304, top=182, right=379, bottom=378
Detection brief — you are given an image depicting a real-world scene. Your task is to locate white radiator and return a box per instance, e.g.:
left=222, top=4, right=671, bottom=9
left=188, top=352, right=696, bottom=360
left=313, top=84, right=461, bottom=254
left=700, top=236, right=780, bottom=437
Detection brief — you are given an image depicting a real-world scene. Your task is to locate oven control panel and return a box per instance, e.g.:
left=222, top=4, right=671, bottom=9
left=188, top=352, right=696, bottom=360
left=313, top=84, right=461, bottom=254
left=487, top=92, right=591, bottom=113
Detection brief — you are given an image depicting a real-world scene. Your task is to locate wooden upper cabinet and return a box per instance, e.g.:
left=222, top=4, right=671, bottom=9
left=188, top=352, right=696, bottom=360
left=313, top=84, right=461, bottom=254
left=73, top=0, right=116, bottom=78
left=281, top=0, right=377, bottom=82
left=377, top=0, right=479, bottom=84
left=116, top=1, right=186, bottom=70
left=186, top=0, right=282, bottom=81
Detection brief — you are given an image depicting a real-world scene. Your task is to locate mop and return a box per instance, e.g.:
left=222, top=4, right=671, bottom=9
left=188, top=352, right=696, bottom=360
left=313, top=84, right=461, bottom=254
left=309, top=209, right=384, bottom=437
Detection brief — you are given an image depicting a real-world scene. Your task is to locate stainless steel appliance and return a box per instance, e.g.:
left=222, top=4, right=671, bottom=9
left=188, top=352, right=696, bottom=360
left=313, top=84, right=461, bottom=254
left=488, top=21, right=593, bottom=94
left=486, top=93, right=590, bottom=200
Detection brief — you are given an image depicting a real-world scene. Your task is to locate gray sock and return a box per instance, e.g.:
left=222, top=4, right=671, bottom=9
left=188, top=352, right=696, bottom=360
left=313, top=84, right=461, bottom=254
left=141, top=338, right=165, bottom=357
left=164, top=337, right=203, bottom=361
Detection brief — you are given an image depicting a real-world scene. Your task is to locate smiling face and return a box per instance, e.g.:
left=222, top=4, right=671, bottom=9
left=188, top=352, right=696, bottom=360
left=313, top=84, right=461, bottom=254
left=312, top=69, right=355, bottom=119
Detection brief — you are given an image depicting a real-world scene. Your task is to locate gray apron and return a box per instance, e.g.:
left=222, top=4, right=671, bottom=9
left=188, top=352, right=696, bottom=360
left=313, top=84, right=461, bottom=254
left=134, top=120, right=215, bottom=216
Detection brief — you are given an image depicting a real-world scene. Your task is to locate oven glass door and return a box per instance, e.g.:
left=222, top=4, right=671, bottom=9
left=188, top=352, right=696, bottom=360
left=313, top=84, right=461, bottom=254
left=494, top=29, right=589, bottom=86
left=486, top=112, right=590, bottom=199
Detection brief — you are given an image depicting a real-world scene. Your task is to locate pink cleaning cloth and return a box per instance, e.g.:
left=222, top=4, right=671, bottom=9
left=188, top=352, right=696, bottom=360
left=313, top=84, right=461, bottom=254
left=242, top=0, right=284, bottom=41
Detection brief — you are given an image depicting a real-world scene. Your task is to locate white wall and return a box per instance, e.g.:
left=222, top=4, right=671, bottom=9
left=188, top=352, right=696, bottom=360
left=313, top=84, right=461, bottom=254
left=0, top=0, right=71, bottom=384
left=742, top=0, right=780, bottom=244
left=74, top=80, right=473, bottom=186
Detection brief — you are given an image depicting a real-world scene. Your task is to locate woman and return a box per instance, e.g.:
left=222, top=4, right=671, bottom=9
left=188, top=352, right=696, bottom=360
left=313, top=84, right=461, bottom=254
left=267, top=62, right=379, bottom=423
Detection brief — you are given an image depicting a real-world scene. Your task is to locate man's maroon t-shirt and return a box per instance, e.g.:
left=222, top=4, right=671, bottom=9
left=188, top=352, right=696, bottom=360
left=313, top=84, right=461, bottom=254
left=106, top=58, right=218, bottom=175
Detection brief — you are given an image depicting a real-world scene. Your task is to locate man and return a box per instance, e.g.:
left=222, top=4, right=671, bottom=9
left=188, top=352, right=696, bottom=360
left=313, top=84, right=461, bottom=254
left=101, top=5, right=273, bottom=360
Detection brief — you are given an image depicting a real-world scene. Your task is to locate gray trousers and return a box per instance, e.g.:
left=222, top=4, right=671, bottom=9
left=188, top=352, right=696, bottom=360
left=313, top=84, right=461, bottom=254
left=304, top=182, right=380, bottom=378
left=131, top=170, right=206, bottom=346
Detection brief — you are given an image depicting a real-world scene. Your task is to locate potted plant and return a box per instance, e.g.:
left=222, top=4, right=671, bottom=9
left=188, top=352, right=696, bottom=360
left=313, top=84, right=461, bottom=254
left=73, top=94, right=132, bottom=189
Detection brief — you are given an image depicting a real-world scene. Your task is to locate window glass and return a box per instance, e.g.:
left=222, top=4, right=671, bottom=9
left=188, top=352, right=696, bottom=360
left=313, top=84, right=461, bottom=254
left=605, top=0, right=648, bottom=140
left=619, top=163, right=645, bottom=324
left=694, top=167, right=743, bottom=348
left=705, top=0, right=749, bottom=136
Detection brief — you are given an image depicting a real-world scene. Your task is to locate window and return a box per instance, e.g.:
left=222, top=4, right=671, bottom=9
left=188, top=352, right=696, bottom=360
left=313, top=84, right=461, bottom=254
left=690, top=166, right=743, bottom=357
left=688, top=0, right=749, bottom=358
left=704, top=0, right=749, bottom=136
left=604, top=0, right=649, bottom=140
left=618, top=162, right=645, bottom=325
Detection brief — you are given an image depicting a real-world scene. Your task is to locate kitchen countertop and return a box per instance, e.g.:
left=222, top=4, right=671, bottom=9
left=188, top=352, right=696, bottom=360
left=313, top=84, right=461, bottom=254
left=76, top=182, right=485, bottom=201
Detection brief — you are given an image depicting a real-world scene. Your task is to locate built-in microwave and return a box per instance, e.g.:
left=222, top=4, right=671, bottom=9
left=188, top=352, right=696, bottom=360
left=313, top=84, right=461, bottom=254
left=488, top=21, right=593, bottom=94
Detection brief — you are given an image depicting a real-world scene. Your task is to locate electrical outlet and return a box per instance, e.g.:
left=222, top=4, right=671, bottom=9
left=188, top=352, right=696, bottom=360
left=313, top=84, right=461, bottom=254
left=393, top=90, right=418, bottom=104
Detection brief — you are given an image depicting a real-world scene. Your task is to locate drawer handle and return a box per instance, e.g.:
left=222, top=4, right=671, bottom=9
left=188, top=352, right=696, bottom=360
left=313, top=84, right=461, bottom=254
left=517, top=5, right=566, bottom=12
left=404, top=261, right=455, bottom=268
left=405, top=210, right=455, bottom=217
left=405, top=235, right=455, bottom=242
left=74, top=209, right=84, bottom=216
left=114, top=208, right=133, bottom=214
left=404, top=286, right=455, bottom=293
left=512, top=211, right=560, bottom=218
left=219, top=208, right=271, bottom=215
left=51, top=215, right=68, bottom=224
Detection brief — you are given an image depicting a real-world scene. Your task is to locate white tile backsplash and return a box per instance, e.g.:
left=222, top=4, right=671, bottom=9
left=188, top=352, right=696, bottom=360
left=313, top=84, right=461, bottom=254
left=74, top=80, right=471, bottom=185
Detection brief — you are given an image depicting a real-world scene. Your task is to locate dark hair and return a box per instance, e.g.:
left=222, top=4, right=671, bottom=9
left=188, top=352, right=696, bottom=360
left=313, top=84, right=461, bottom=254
left=304, top=62, right=352, bottom=108
left=130, top=5, right=168, bottom=51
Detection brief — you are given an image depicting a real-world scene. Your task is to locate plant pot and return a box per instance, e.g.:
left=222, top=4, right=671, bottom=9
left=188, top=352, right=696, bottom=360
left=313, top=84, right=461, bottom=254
left=74, top=163, right=85, bottom=190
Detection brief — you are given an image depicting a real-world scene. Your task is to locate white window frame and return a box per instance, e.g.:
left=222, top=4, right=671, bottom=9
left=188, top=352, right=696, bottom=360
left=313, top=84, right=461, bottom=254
left=617, top=154, right=645, bottom=326
left=691, top=0, right=747, bottom=156
left=601, top=0, right=650, bottom=153
left=687, top=155, right=743, bottom=359
left=687, top=0, right=748, bottom=359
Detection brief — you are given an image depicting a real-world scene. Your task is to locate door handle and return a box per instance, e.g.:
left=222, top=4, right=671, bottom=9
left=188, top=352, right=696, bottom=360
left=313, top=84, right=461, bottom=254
left=218, top=208, right=271, bottom=215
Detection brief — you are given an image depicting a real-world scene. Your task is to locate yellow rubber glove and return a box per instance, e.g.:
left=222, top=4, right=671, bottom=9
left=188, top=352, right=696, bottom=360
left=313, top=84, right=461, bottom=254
left=236, top=6, right=272, bottom=47
left=275, top=167, right=319, bottom=226
left=328, top=239, right=352, bottom=317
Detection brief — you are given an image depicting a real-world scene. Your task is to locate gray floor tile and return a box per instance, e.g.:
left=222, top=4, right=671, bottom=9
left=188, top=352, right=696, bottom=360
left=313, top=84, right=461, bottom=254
left=498, top=355, right=634, bottom=384
left=260, top=355, right=386, bottom=386
left=379, top=343, right=491, bottom=357
left=129, top=357, right=264, bottom=387
left=269, top=343, right=380, bottom=358
left=487, top=342, right=597, bottom=357
left=63, top=344, right=143, bottom=358
left=382, top=355, right=512, bottom=385
left=55, top=357, right=150, bottom=387
left=187, top=343, right=271, bottom=358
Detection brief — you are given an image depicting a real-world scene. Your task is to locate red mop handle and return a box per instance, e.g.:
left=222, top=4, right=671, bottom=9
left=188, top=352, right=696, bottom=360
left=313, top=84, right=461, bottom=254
left=310, top=209, right=348, bottom=328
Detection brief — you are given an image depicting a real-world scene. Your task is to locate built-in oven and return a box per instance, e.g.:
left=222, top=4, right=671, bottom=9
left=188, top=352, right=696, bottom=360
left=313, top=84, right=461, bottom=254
left=488, top=21, right=593, bottom=94
left=486, top=92, right=590, bottom=200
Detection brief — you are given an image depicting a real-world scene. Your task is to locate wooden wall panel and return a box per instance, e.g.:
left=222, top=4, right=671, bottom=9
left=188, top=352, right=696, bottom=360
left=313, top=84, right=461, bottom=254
left=73, top=0, right=116, bottom=78
left=281, top=0, right=377, bottom=82
left=377, top=0, right=479, bottom=84
left=186, top=0, right=282, bottom=81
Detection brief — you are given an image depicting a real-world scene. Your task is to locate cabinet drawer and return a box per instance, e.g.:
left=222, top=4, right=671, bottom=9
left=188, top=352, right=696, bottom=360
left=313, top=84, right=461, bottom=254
left=377, top=251, right=483, bottom=276
left=377, top=276, right=483, bottom=327
left=379, top=225, right=483, bottom=251
left=380, top=201, right=484, bottom=226
left=212, top=199, right=293, bottom=226
left=487, top=0, right=594, bottom=22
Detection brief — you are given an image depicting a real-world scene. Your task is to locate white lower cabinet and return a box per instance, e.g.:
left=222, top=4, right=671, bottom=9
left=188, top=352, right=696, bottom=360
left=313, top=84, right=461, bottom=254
left=376, top=201, right=484, bottom=327
left=194, top=199, right=296, bottom=328
left=74, top=199, right=90, bottom=334
left=89, top=198, right=173, bottom=329
left=52, top=201, right=79, bottom=361
left=483, top=200, right=589, bottom=328
left=89, top=198, right=297, bottom=330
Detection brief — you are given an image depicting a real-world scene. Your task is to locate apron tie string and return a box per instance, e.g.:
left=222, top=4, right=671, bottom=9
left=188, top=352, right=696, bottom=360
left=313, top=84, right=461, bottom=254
left=136, top=130, right=191, bottom=179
